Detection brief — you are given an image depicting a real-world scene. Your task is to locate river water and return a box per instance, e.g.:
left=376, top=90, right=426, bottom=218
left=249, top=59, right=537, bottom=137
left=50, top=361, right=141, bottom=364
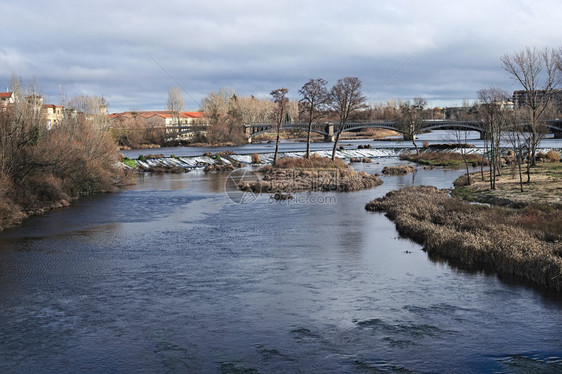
left=1, top=138, right=562, bottom=373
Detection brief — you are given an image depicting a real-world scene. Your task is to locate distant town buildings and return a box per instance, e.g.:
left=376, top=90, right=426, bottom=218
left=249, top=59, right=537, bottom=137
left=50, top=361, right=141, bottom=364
left=512, top=89, right=562, bottom=112
left=108, top=111, right=206, bottom=139
left=108, top=111, right=204, bottom=126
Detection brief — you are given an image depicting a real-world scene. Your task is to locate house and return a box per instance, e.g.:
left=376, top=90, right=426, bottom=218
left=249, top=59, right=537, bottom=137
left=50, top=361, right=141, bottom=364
left=110, top=111, right=204, bottom=126
left=109, top=111, right=206, bottom=138
left=42, top=104, right=65, bottom=129
left=0, top=91, right=14, bottom=110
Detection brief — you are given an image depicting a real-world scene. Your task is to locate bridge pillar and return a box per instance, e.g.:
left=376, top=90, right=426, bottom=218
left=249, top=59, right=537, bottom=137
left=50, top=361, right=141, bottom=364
left=479, top=131, right=489, bottom=140
left=403, top=133, right=415, bottom=141
left=553, top=130, right=562, bottom=139
left=324, top=123, right=335, bottom=142
left=244, top=125, right=252, bottom=143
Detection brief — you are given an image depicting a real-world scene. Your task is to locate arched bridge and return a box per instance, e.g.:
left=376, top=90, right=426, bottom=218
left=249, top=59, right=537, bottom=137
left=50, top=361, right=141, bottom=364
left=243, top=119, right=562, bottom=143
left=162, top=120, right=562, bottom=142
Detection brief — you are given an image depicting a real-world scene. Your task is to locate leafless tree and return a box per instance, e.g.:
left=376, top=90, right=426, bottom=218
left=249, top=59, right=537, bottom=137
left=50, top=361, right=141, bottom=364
left=270, top=88, right=289, bottom=165
left=507, top=113, right=530, bottom=192
left=453, top=128, right=474, bottom=185
left=396, top=97, right=427, bottom=154
left=167, top=87, right=185, bottom=127
left=66, top=94, right=109, bottom=129
left=501, top=47, right=560, bottom=167
left=477, top=87, right=510, bottom=189
left=299, top=78, right=329, bottom=158
left=200, top=88, right=246, bottom=144
left=329, top=77, right=367, bottom=161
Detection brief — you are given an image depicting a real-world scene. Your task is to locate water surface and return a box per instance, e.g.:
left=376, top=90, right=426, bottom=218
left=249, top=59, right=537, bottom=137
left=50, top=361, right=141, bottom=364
left=0, top=161, right=561, bottom=373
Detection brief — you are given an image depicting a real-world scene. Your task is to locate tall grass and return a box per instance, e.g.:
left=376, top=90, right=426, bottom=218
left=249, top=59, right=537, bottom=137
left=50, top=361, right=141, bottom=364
left=366, top=186, right=562, bottom=292
left=274, top=155, right=348, bottom=169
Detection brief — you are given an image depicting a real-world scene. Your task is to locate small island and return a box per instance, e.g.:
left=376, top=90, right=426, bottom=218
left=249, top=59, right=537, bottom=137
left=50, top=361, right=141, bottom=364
left=238, top=155, right=383, bottom=193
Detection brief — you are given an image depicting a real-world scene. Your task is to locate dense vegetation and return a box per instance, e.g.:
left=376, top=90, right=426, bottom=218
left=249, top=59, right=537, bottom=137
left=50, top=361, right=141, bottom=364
left=0, top=99, right=124, bottom=230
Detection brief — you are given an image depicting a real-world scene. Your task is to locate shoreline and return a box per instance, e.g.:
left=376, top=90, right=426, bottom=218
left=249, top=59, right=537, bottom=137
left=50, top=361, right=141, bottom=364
left=365, top=184, right=562, bottom=292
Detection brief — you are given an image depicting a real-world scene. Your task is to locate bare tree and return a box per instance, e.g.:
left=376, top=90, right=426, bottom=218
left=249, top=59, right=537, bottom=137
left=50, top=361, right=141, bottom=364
left=329, top=77, right=366, bottom=161
left=396, top=97, right=427, bottom=154
left=299, top=78, right=328, bottom=158
left=453, top=128, right=473, bottom=185
left=507, top=112, right=530, bottom=192
left=477, top=87, right=510, bottom=189
left=501, top=47, right=560, bottom=167
left=270, top=88, right=289, bottom=165
left=167, top=87, right=185, bottom=127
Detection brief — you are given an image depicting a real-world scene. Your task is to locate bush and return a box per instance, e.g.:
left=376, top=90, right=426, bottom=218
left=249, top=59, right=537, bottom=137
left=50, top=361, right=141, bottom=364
left=251, top=153, right=262, bottom=164
left=274, top=156, right=347, bottom=169
left=546, top=150, right=561, bottom=162
left=122, top=157, right=137, bottom=168
left=0, top=97, right=123, bottom=230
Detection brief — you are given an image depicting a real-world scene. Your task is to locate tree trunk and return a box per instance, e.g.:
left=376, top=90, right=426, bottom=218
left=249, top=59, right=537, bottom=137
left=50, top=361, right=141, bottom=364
left=412, top=138, right=419, bottom=155
left=273, top=122, right=281, bottom=166
left=518, top=152, right=524, bottom=192
left=306, top=121, right=312, bottom=159
left=331, top=128, right=342, bottom=161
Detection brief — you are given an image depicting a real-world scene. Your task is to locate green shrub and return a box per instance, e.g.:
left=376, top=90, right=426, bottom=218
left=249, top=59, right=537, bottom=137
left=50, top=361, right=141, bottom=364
left=122, top=157, right=137, bottom=168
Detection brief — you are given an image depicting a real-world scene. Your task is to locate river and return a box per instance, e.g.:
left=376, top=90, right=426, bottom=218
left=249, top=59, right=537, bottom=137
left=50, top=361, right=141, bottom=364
left=1, top=136, right=561, bottom=373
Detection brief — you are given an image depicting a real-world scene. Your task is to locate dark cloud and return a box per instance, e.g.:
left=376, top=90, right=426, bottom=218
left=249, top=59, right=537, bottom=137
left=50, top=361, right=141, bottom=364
left=1, top=0, right=561, bottom=111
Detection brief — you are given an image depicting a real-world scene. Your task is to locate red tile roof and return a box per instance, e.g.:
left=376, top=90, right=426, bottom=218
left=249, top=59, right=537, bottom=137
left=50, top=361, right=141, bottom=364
left=0, top=92, right=13, bottom=98
left=110, top=111, right=204, bottom=119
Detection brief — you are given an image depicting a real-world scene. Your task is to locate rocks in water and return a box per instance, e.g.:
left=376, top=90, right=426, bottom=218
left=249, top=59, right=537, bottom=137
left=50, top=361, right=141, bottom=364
left=358, top=144, right=373, bottom=149
left=271, top=193, right=293, bottom=200
left=349, top=157, right=373, bottom=163
left=204, top=163, right=235, bottom=172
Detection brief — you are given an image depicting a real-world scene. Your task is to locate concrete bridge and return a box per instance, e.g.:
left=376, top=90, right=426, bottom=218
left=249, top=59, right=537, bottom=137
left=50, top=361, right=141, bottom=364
left=243, top=119, right=562, bottom=143
left=163, top=120, right=562, bottom=142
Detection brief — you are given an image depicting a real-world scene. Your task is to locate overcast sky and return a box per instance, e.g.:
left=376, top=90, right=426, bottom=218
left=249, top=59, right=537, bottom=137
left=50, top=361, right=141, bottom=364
left=1, top=0, right=561, bottom=112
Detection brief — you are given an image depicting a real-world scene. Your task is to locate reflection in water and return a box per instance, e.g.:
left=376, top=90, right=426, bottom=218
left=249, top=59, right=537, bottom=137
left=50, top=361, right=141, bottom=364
left=0, top=163, right=561, bottom=373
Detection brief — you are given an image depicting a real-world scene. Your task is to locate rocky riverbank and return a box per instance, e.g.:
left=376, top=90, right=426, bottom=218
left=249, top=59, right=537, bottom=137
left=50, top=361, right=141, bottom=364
left=365, top=186, right=562, bottom=292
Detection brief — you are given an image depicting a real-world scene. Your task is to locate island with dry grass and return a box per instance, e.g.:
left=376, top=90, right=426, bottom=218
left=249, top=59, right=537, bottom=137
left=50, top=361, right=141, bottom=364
left=239, top=155, right=382, bottom=193
left=365, top=159, right=562, bottom=292
left=400, top=151, right=487, bottom=167
left=382, top=165, right=417, bottom=175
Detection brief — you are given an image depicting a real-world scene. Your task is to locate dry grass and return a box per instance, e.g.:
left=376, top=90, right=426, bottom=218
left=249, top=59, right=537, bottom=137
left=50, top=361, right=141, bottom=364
left=365, top=186, right=562, bottom=292
left=349, top=157, right=373, bottom=163
left=537, top=150, right=561, bottom=162
left=240, top=168, right=382, bottom=193
left=382, top=165, right=417, bottom=175
left=400, top=152, right=487, bottom=167
left=274, top=155, right=348, bottom=170
left=240, top=156, right=382, bottom=193
left=251, top=153, right=262, bottom=164
left=454, top=163, right=562, bottom=208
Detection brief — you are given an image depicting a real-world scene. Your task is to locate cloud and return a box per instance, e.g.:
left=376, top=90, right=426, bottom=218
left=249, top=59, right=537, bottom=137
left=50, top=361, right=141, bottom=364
left=1, top=0, right=561, bottom=111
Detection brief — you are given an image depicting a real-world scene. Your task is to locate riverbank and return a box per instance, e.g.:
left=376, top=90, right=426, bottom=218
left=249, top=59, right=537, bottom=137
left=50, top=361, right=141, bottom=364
left=365, top=185, right=562, bottom=292
left=452, top=162, right=562, bottom=208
